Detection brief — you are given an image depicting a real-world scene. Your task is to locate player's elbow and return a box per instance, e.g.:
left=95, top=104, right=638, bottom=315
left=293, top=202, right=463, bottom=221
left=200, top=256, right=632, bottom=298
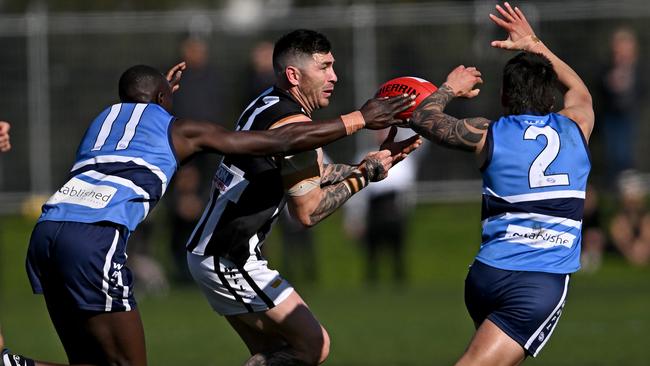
left=580, top=91, right=593, bottom=108
left=282, top=133, right=309, bottom=155
left=289, top=206, right=318, bottom=228
left=296, top=212, right=317, bottom=228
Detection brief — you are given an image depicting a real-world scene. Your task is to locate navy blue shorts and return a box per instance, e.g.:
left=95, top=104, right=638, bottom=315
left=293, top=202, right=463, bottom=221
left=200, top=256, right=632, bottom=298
left=464, top=260, right=570, bottom=357
left=26, top=220, right=136, bottom=312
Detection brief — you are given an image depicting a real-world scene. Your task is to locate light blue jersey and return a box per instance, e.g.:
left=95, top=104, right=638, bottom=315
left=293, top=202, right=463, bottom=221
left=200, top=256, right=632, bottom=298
left=39, top=103, right=178, bottom=231
left=477, top=113, right=590, bottom=274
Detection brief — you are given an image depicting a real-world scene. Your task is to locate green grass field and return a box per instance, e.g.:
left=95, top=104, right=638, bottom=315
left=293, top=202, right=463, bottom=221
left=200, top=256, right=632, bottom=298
left=1, top=203, right=649, bottom=365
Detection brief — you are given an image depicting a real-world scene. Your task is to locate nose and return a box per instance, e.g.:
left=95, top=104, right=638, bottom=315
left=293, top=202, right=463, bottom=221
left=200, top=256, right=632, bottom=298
left=329, top=68, right=338, bottom=84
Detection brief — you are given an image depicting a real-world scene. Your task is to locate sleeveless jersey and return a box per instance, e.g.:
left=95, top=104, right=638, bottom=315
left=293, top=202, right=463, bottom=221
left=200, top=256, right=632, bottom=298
left=39, top=103, right=178, bottom=231
left=477, top=113, right=590, bottom=274
left=186, top=87, right=307, bottom=265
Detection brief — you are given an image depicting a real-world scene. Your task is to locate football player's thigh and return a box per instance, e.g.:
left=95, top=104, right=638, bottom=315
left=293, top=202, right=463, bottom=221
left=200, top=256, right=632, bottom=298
left=227, top=315, right=287, bottom=354
left=226, top=291, right=327, bottom=354
left=456, top=319, right=525, bottom=366
left=46, top=300, right=105, bottom=363
left=85, top=310, right=147, bottom=366
left=46, top=301, right=146, bottom=365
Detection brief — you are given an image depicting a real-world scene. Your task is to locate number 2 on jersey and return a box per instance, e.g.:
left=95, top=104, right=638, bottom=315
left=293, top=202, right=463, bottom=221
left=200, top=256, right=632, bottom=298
left=524, top=125, right=569, bottom=188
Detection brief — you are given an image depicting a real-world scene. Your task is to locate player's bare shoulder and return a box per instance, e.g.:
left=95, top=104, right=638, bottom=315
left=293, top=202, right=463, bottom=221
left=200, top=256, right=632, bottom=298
left=558, top=105, right=595, bottom=142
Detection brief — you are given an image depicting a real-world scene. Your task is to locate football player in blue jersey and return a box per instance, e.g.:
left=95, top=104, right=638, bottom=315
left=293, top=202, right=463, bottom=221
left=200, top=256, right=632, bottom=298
left=0, top=62, right=412, bottom=366
left=408, top=3, right=594, bottom=366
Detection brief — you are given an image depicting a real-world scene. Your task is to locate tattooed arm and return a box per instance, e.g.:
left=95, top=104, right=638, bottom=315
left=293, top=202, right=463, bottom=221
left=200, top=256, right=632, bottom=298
left=319, top=164, right=359, bottom=186
left=410, top=84, right=490, bottom=153
left=284, top=131, right=421, bottom=227
left=410, top=65, right=489, bottom=157
left=284, top=152, right=390, bottom=227
left=305, top=154, right=393, bottom=225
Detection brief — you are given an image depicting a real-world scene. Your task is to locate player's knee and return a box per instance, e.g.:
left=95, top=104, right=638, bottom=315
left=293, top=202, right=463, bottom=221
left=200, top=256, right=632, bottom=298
left=317, top=326, right=330, bottom=364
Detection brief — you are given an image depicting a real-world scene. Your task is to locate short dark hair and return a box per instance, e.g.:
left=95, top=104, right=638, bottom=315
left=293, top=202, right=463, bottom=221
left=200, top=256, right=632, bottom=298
left=501, top=52, right=559, bottom=115
left=272, top=29, right=331, bottom=75
left=118, top=65, right=167, bottom=103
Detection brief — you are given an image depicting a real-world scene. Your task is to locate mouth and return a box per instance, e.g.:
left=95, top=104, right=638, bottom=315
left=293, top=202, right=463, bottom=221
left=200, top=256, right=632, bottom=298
left=322, top=88, right=334, bottom=98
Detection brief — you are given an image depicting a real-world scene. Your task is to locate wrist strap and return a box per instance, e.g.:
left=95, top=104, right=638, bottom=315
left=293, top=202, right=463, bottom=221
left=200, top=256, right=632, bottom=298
left=343, top=173, right=368, bottom=194
left=340, top=111, right=365, bottom=135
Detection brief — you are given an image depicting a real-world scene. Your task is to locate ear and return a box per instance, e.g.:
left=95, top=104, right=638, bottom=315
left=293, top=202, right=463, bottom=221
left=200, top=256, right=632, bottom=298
left=156, top=91, right=166, bottom=105
left=285, top=66, right=301, bottom=87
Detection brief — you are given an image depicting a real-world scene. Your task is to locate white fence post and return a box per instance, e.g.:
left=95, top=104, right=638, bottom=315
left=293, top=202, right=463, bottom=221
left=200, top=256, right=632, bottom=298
left=27, top=4, right=51, bottom=194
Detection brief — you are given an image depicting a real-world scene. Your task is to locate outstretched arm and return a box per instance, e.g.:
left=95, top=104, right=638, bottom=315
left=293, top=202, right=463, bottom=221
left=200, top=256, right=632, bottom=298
left=489, top=2, right=594, bottom=139
left=170, top=94, right=414, bottom=163
left=409, top=66, right=489, bottom=162
left=319, top=164, right=359, bottom=186
left=172, top=118, right=350, bottom=163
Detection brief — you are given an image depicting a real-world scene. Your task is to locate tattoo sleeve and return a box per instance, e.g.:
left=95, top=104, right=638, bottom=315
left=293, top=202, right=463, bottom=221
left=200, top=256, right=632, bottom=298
left=319, top=163, right=358, bottom=186
left=308, top=182, right=354, bottom=225
left=409, top=83, right=490, bottom=152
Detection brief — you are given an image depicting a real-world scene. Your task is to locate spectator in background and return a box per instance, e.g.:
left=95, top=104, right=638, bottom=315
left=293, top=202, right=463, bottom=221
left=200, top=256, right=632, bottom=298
left=599, top=28, right=644, bottom=181
left=609, top=170, right=650, bottom=266
left=172, top=35, right=224, bottom=190
left=0, top=121, right=10, bottom=152
left=345, top=128, right=420, bottom=285
left=173, top=36, right=223, bottom=123
left=167, top=36, right=224, bottom=283
left=127, top=219, right=169, bottom=297
left=580, top=183, right=606, bottom=272
left=167, top=164, right=203, bottom=283
left=246, top=40, right=276, bottom=100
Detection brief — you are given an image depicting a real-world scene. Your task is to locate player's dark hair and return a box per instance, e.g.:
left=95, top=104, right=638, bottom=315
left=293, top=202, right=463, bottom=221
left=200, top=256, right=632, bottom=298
left=272, top=29, right=331, bottom=75
left=118, top=65, right=167, bottom=103
left=501, top=52, right=559, bottom=115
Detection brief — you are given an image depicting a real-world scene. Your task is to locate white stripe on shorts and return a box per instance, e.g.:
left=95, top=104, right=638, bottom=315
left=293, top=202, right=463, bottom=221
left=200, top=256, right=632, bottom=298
left=116, top=270, right=131, bottom=311
left=524, top=274, right=570, bottom=356
left=102, top=229, right=120, bottom=312
left=187, top=252, right=294, bottom=316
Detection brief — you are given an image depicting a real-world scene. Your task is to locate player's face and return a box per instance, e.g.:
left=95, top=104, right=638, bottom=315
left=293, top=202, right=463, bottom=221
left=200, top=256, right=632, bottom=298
left=298, top=52, right=337, bottom=109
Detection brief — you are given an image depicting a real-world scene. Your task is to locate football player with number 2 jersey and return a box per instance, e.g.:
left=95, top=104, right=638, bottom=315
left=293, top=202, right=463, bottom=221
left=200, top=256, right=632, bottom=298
left=409, top=3, right=594, bottom=366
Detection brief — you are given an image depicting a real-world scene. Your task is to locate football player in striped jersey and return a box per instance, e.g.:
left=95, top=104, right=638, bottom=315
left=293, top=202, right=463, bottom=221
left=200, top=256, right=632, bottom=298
left=186, top=29, right=421, bottom=366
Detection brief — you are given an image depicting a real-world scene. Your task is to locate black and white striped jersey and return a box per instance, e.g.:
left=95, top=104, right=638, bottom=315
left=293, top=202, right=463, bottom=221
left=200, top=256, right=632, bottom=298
left=186, top=86, right=308, bottom=265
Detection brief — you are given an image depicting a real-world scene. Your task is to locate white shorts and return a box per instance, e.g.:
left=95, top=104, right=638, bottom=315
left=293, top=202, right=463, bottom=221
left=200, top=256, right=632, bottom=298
left=187, top=252, right=294, bottom=316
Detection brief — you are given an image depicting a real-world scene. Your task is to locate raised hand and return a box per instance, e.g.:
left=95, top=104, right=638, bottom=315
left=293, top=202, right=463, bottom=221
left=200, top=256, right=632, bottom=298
left=166, top=61, right=187, bottom=93
left=359, top=150, right=392, bottom=182
left=359, top=127, right=422, bottom=183
left=360, top=94, right=415, bottom=130
left=444, top=65, right=483, bottom=99
left=379, top=126, right=422, bottom=164
left=489, top=2, right=539, bottom=52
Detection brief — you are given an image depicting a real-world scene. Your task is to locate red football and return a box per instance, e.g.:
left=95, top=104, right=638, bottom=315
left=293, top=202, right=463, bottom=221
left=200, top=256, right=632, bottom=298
left=375, top=76, right=437, bottom=120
